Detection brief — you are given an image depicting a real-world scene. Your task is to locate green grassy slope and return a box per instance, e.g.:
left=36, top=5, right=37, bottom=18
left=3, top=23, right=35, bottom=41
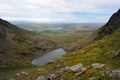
left=10, top=26, right=120, bottom=80
left=39, top=29, right=94, bottom=51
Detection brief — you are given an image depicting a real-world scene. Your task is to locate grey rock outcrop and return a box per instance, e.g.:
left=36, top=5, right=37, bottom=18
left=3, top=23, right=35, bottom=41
left=69, top=63, right=83, bottom=72
left=36, top=76, right=46, bottom=80
left=91, top=63, right=105, bottom=69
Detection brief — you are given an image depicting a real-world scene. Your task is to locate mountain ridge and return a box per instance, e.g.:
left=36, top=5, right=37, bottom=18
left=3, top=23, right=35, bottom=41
left=71, top=9, right=120, bottom=51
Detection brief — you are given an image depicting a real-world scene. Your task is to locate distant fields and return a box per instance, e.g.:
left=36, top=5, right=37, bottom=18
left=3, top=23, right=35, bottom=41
left=16, top=23, right=103, bottom=50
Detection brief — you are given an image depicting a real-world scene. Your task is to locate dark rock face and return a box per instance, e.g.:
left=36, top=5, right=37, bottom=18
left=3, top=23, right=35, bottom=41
left=96, top=9, right=120, bottom=39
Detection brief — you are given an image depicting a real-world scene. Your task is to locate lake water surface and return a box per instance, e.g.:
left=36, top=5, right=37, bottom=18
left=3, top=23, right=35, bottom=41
left=31, top=48, right=67, bottom=66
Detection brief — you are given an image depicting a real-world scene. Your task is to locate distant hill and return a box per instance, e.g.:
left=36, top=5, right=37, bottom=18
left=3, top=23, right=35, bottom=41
left=0, top=18, right=58, bottom=66
left=15, top=23, right=103, bottom=31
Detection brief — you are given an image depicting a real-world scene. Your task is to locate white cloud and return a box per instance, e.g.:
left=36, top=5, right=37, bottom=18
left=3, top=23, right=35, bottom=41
left=0, top=0, right=120, bottom=23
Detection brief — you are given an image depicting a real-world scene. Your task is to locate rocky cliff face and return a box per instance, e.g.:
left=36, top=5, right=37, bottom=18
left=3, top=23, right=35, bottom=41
left=96, top=9, right=120, bottom=39
left=71, top=9, right=120, bottom=51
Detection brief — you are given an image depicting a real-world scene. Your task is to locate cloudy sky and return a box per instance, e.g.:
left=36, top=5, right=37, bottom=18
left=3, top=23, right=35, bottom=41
left=0, top=0, right=120, bottom=23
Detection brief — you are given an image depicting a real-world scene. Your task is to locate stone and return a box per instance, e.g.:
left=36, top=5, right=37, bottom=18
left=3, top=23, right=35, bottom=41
left=61, top=78, right=64, bottom=80
left=48, top=60, right=55, bottom=63
left=91, top=63, right=105, bottom=69
left=57, top=64, right=60, bottom=67
left=21, top=71, right=28, bottom=75
left=38, top=68, right=42, bottom=71
left=81, top=67, right=87, bottom=72
left=106, top=70, right=120, bottom=78
left=16, top=73, right=20, bottom=76
left=36, top=76, right=46, bottom=80
left=69, top=63, right=83, bottom=72
left=87, top=77, right=96, bottom=80
left=114, top=50, right=120, bottom=56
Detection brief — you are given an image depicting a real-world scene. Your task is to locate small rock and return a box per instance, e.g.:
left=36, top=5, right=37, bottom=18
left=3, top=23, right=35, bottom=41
left=61, top=78, right=64, bottom=80
left=36, top=76, right=46, bottom=80
left=47, top=74, right=57, bottom=80
left=48, top=60, right=55, bottom=63
left=16, top=73, right=20, bottom=76
left=57, top=64, right=60, bottom=67
left=38, top=68, right=41, bottom=71
left=91, top=63, right=105, bottom=69
left=81, top=67, right=87, bottom=72
left=69, top=63, right=83, bottom=72
left=107, top=70, right=120, bottom=78
left=114, top=50, right=120, bottom=56
left=21, top=71, right=28, bottom=75
left=87, top=77, right=96, bottom=80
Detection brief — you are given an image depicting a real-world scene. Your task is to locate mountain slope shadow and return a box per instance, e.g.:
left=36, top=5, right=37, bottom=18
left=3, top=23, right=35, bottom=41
left=0, top=18, right=58, bottom=66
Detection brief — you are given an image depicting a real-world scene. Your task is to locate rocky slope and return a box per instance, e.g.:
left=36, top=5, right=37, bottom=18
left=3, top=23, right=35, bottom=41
left=0, top=18, right=58, bottom=66
left=96, top=9, right=120, bottom=39
left=71, top=9, right=120, bottom=51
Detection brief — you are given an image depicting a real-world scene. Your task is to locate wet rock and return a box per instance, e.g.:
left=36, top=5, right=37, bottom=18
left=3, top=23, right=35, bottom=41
left=48, top=60, right=55, bottom=63
left=69, top=63, right=83, bottom=72
left=91, top=63, right=105, bottom=69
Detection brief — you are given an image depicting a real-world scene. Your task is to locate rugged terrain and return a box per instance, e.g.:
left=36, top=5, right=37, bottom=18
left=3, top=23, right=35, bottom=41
left=6, top=9, right=120, bottom=80
left=0, top=9, right=120, bottom=80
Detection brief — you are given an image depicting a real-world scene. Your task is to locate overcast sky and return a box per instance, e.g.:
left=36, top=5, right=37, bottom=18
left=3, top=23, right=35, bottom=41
left=0, top=0, right=120, bottom=23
